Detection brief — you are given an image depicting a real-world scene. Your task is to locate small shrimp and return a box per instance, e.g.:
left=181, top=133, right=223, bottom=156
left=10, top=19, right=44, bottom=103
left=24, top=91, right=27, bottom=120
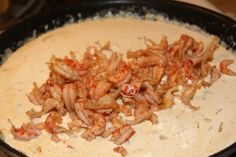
left=152, top=66, right=165, bottom=85
left=47, top=71, right=65, bottom=86
left=220, top=59, right=236, bottom=76
left=28, top=83, right=46, bottom=106
left=67, top=118, right=86, bottom=131
left=136, top=56, right=164, bottom=68
left=161, top=86, right=178, bottom=109
left=27, top=98, right=64, bottom=119
left=131, top=110, right=156, bottom=125
left=102, top=127, right=117, bottom=138
left=75, top=82, right=88, bottom=99
left=204, top=36, right=219, bottom=61
left=108, top=52, right=122, bottom=72
left=119, top=104, right=133, bottom=117
left=189, top=37, right=219, bottom=65
left=84, top=94, right=118, bottom=112
left=62, top=84, right=77, bottom=115
left=81, top=129, right=96, bottom=141
left=210, top=66, right=221, bottom=85
left=144, top=36, right=168, bottom=51
left=51, top=134, right=61, bottom=143
left=192, top=41, right=204, bottom=54
left=126, top=49, right=153, bottom=59
left=108, top=62, right=131, bottom=87
left=168, top=41, right=179, bottom=59
left=94, top=47, right=110, bottom=68
left=74, top=99, right=93, bottom=126
left=89, top=113, right=106, bottom=136
left=49, top=84, right=63, bottom=101
left=143, top=88, right=161, bottom=106
left=182, top=60, right=195, bottom=80
left=110, top=124, right=135, bottom=145
left=181, top=83, right=201, bottom=110
left=178, top=34, right=194, bottom=59
left=114, top=146, right=128, bottom=157
left=127, top=94, right=156, bottom=124
left=64, top=58, right=89, bottom=76
left=9, top=120, right=41, bottom=141
left=50, top=58, right=80, bottom=80
left=121, top=83, right=140, bottom=97
left=45, top=112, right=68, bottom=134
left=93, top=80, right=111, bottom=100
left=111, top=117, right=125, bottom=128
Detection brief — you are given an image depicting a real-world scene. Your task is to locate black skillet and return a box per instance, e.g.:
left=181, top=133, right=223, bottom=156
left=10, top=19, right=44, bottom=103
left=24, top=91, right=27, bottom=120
left=0, top=0, right=235, bottom=156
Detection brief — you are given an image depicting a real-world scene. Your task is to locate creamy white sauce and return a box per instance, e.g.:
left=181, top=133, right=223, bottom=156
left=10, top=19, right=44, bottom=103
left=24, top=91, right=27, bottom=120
left=0, top=18, right=236, bottom=157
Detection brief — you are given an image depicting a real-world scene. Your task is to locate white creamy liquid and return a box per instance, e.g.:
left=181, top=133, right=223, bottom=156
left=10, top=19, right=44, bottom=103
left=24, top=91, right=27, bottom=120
left=0, top=18, right=236, bottom=157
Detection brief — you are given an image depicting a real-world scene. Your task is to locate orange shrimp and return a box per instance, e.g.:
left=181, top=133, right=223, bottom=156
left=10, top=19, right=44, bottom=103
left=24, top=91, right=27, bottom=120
left=114, top=146, right=128, bottom=157
left=108, top=62, right=131, bottom=87
left=220, top=59, right=236, bottom=76
left=45, top=112, right=68, bottom=134
left=9, top=120, right=41, bottom=141
left=62, top=83, right=77, bottom=115
left=110, top=124, right=135, bottom=145
left=121, top=83, right=140, bottom=97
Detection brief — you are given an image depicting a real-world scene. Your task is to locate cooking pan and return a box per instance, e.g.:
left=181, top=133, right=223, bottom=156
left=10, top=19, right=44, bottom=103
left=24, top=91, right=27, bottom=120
left=0, top=0, right=235, bottom=156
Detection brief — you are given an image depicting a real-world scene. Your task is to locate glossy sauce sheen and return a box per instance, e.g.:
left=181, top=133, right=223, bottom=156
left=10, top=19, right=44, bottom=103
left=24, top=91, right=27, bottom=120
left=0, top=18, right=236, bottom=157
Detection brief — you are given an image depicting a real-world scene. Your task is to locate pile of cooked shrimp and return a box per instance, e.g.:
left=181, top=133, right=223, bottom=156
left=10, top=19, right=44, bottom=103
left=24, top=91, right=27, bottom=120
left=10, top=34, right=235, bottom=156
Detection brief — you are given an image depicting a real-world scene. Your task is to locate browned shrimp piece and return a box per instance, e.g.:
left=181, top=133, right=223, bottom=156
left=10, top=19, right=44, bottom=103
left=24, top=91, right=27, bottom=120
left=9, top=120, right=41, bottom=141
left=114, top=146, right=128, bottom=157
left=161, top=86, right=178, bottom=109
left=220, top=59, right=236, bottom=76
left=67, top=118, right=86, bottom=131
left=27, top=98, right=65, bottom=119
left=108, top=52, right=122, bottom=72
left=136, top=55, right=165, bottom=68
left=95, top=48, right=109, bottom=68
left=146, top=36, right=168, bottom=50
left=210, top=66, right=221, bottom=84
left=119, top=104, right=133, bottom=117
left=49, top=84, right=63, bottom=101
left=81, top=129, right=96, bottom=141
left=127, top=49, right=153, bottom=59
left=108, top=62, right=131, bottom=87
left=75, top=82, right=88, bottom=99
left=45, top=112, right=69, bottom=134
left=121, top=83, right=140, bottom=97
left=89, top=113, right=106, bottom=136
left=192, top=41, right=204, bottom=54
left=178, top=34, right=194, bottom=59
left=93, top=80, right=111, bottom=100
left=102, top=127, right=117, bottom=138
left=80, top=113, right=106, bottom=141
left=62, top=84, right=77, bottom=115
left=189, top=37, right=219, bottom=65
left=84, top=94, right=118, bottom=113
left=152, top=66, right=165, bottom=85
left=181, top=83, right=201, bottom=110
left=111, top=117, right=125, bottom=128
left=74, top=99, right=93, bottom=126
left=143, top=87, right=161, bottom=106
left=51, top=134, right=61, bottom=143
left=110, top=124, right=135, bottom=145
left=28, top=83, right=47, bottom=106
left=50, top=58, right=81, bottom=81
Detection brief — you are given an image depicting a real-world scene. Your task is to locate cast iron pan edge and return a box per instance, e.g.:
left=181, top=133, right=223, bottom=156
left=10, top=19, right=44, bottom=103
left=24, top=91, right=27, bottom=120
left=0, top=0, right=235, bottom=156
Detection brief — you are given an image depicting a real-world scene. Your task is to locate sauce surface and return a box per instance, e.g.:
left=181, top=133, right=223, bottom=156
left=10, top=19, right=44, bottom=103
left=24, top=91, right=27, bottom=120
left=0, top=18, right=236, bottom=157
